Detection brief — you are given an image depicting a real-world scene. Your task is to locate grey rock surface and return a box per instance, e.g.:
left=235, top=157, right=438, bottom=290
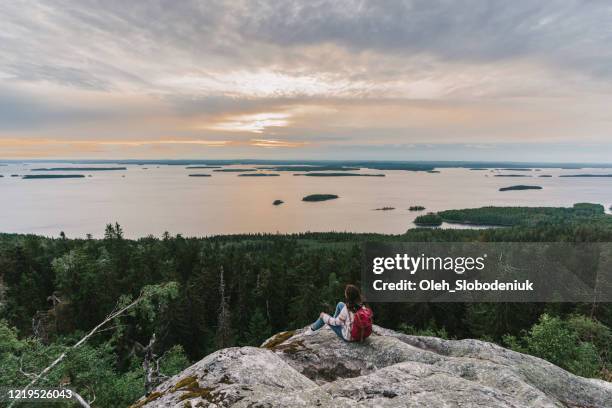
left=134, top=325, right=612, bottom=407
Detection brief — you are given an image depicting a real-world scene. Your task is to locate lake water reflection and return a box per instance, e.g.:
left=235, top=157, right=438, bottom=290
left=1, top=163, right=611, bottom=238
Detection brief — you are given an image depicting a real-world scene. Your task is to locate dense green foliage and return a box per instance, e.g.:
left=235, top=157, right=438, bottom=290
left=437, top=203, right=606, bottom=226
left=1, top=205, right=612, bottom=405
left=503, top=314, right=609, bottom=378
left=413, top=213, right=443, bottom=226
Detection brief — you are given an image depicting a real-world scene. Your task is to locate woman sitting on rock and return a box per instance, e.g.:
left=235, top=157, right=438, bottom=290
left=306, top=284, right=373, bottom=342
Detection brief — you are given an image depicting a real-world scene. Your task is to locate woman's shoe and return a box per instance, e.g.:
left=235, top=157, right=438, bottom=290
left=304, top=327, right=316, bottom=336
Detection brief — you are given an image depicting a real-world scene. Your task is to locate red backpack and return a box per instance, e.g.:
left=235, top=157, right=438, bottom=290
left=351, top=306, right=373, bottom=342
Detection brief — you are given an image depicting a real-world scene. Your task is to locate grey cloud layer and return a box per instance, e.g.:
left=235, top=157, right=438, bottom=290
left=1, top=1, right=612, bottom=159
left=3, top=0, right=612, bottom=89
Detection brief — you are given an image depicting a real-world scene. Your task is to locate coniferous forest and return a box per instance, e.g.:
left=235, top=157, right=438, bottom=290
left=1, top=205, right=612, bottom=406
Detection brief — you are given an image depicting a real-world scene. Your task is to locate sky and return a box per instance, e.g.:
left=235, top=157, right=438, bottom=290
left=1, top=0, right=612, bottom=161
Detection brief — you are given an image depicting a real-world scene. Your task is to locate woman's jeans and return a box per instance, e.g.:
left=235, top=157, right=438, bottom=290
left=311, top=302, right=345, bottom=340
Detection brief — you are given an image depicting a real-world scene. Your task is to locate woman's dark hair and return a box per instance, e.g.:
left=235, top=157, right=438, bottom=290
left=344, top=284, right=362, bottom=312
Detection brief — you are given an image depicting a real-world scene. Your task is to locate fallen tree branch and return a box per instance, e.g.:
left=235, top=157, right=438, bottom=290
left=72, top=390, right=91, bottom=408
left=8, top=290, right=148, bottom=408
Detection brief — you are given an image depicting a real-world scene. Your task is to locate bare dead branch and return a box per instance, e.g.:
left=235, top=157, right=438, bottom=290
left=7, top=290, right=148, bottom=408
left=18, top=356, right=37, bottom=380
left=72, top=390, right=91, bottom=408
left=84, top=385, right=96, bottom=405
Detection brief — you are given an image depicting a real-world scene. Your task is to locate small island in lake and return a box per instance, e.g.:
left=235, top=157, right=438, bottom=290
left=294, top=172, right=384, bottom=177
left=188, top=174, right=212, bottom=177
left=409, top=206, right=426, bottom=211
left=185, top=166, right=222, bottom=169
left=374, top=207, right=395, bottom=211
left=414, top=213, right=443, bottom=226
left=213, top=169, right=257, bottom=172
left=302, top=194, right=339, bottom=202
left=559, top=174, right=612, bottom=178
left=273, top=200, right=284, bottom=206
left=538, top=175, right=553, bottom=177
left=257, top=165, right=359, bottom=172
left=23, top=174, right=86, bottom=179
left=499, top=185, right=543, bottom=191
left=238, top=173, right=280, bottom=177
left=31, top=167, right=126, bottom=171
left=496, top=168, right=532, bottom=171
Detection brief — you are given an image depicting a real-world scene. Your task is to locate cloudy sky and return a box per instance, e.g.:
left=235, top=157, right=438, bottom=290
left=1, top=0, right=612, bottom=161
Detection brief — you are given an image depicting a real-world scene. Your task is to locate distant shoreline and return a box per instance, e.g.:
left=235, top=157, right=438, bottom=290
left=3, top=160, right=612, bottom=171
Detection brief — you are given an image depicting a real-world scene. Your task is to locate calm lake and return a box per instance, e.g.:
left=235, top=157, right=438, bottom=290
left=1, top=163, right=611, bottom=238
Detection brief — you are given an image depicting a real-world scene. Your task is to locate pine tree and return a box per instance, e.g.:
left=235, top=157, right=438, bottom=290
left=215, top=267, right=233, bottom=348
left=243, top=308, right=272, bottom=346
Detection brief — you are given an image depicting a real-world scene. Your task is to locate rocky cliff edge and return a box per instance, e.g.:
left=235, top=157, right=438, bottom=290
left=131, top=325, right=612, bottom=407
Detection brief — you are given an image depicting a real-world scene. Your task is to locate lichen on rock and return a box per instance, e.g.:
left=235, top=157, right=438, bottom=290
left=133, top=325, right=612, bottom=407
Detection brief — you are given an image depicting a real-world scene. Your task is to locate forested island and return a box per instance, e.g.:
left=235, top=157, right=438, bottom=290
left=22, top=174, right=86, bottom=179
left=409, top=205, right=426, bottom=211
left=413, top=213, right=443, bottom=226
left=213, top=169, right=257, bottom=172
left=273, top=200, right=284, bottom=205
left=238, top=173, right=280, bottom=177
left=496, top=168, right=533, bottom=171
left=433, top=203, right=604, bottom=226
left=302, top=194, right=339, bottom=202
left=374, top=207, right=395, bottom=211
left=31, top=167, right=126, bottom=171
left=499, top=185, right=542, bottom=191
left=256, top=165, right=360, bottom=172
left=293, top=172, right=385, bottom=177
left=188, top=174, right=212, bottom=177
left=560, top=174, right=612, bottom=177
left=1, top=204, right=612, bottom=406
